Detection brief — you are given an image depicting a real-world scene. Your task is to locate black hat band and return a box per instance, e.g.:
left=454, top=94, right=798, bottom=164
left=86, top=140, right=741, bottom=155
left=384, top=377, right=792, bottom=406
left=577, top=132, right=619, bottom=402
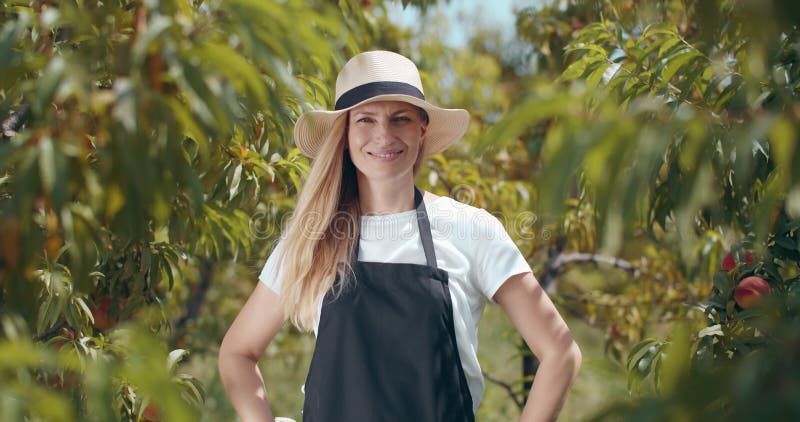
left=335, top=81, right=425, bottom=111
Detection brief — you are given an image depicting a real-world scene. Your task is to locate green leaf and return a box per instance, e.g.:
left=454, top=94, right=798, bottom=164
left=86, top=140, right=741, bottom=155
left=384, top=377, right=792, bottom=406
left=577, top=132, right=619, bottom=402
left=697, top=324, right=724, bottom=338
left=713, top=271, right=732, bottom=295
left=167, top=349, right=189, bottom=374
left=715, top=77, right=743, bottom=110
left=74, top=296, right=95, bottom=326
left=175, top=59, right=229, bottom=132
left=38, top=137, right=55, bottom=196
left=33, top=56, right=66, bottom=117
left=776, top=236, right=795, bottom=250
left=661, top=50, right=703, bottom=85
left=167, top=98, right=209, bottom=157
left=0, top=20, right=23, bottom=72
left=627, top=338, right=660, bottom=372
left=636, top=346, right=658, bottom=374
left=229, top=163, right=243, bottom=201
left=769, top=117, right=796, bottom=173
left=191, top=42, right=268, bottom=108
left=678, top=65, right=707, bottom=103
left=160, top=258, right=175, bottom=291
left=762, top=259, right=783, bottom=283
left=176, top=373, right=206, bottom=406
left=565, top=43, right=608, bottom=58
left=585, top=61, right=611, bottom=90
left=641, top=23, right=678, bottom=39
left=559, top=55, right=604, bottom=82
left=657, top=37, right=685, bottom=60
left=627, top=340, right=663, bottom=394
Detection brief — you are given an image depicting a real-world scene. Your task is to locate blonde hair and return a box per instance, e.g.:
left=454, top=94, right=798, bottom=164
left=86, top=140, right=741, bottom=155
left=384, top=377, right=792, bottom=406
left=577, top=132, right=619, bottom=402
left=276, top=107, right=427, bottom=331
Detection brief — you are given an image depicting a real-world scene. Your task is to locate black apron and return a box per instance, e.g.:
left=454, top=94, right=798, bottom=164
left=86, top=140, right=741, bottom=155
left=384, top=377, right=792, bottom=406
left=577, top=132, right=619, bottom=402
left=302, top=186, right=475, bottom=422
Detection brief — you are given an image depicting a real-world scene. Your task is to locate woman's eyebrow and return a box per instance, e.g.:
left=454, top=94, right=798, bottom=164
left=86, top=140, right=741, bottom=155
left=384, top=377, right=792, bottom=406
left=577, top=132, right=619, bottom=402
left=391, top=109, right=415, bottom=115
left=352, top=109, right=413, bottom=116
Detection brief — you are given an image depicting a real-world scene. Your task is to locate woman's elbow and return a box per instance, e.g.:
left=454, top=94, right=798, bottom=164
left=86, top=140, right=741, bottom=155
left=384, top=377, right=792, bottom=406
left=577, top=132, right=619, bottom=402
left=217, top=333, right=235, bottom=379
left=218, top=331, right=254, bottom=379
left=542, top=338, right=582, bottom=378
left=564, top=340, right=582, bottom=377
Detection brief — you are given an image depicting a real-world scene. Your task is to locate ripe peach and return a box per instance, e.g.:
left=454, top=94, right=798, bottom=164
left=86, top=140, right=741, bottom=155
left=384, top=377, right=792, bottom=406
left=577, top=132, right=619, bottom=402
left=721, top=251, right=755, bottom=271
left=721, top=253, right=735, bottom=271
left=734, top=276, right=771, bottom=309
left=142, top=403, right=161, bottom=422
left=90, top=296, right=116, bottom=331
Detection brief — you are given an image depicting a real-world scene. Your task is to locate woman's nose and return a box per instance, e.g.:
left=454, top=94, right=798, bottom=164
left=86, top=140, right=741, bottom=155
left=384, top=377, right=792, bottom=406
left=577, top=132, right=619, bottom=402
left=373, top=120, right=394, bottom=142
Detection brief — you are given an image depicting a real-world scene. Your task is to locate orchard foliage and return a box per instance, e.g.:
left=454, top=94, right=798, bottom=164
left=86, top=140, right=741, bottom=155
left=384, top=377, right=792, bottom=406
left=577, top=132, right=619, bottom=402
left=487, top=0, right=800, bottom=419
left=490, top=0, right=800, bottom=254
left=0, top=0, right=371, bottom=420
left=618, top=212, right=800, bottom=420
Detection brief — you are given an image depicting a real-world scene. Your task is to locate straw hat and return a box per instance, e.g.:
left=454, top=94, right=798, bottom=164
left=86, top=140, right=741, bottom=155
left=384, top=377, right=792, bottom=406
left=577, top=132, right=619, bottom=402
left=293, top=50, right=470, bottom=158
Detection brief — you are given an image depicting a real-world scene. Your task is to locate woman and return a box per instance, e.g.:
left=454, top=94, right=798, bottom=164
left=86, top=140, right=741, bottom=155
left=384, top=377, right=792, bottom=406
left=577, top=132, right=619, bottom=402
left=218, top=50, right=581, bottom=422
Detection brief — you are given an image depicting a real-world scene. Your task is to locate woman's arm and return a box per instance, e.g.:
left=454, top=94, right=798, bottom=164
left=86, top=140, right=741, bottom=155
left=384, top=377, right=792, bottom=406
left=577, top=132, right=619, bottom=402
left=218, top=282, right=287, bottom=422
left=493, top=272, right=582, bottom=422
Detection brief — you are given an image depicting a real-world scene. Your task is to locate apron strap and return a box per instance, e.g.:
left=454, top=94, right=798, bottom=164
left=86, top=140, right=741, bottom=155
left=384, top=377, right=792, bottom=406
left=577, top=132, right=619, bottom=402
left=414, top=186, right=438, bottom=268
left=349, top=186, right=439, bottom=269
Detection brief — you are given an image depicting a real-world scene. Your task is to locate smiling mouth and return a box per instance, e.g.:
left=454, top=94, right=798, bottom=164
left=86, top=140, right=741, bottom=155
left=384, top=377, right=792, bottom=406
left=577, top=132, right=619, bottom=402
left=368, top=150, right=403, bottom=160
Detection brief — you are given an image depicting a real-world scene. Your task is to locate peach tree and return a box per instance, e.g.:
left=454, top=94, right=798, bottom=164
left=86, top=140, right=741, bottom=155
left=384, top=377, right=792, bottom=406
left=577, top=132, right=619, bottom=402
left=475, top=0, right=800, bottom=417
left=0, top=0, right=372, bottom=420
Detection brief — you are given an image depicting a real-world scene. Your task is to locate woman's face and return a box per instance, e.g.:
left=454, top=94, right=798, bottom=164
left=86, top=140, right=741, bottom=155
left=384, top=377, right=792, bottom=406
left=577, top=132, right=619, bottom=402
left=347, top=100, right=427, bottom=183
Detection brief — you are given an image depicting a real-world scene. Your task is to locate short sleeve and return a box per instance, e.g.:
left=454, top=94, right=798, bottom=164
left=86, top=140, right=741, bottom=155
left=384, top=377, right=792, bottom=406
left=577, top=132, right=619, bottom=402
left=470, top=210, right=533, bottom=302
left=258, top=238, right=286, bottom=295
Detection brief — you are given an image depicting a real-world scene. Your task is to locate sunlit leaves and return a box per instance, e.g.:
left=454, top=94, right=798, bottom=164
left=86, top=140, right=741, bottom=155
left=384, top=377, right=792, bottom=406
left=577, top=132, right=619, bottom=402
left=484, top=3, right=800, bottom=418
left=486, top=2, right=799, bottom=261
left=0, top=0, right=367, bottom=419
left=627, top=337, right=664, bottom=394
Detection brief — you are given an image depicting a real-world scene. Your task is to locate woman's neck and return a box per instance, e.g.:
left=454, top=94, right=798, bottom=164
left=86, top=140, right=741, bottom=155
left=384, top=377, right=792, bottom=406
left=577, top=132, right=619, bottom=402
left=356, top=174, right=416, bottom=216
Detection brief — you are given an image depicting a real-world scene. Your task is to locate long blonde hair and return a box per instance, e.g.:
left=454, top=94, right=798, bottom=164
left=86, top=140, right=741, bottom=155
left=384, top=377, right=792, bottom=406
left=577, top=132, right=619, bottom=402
left=273, top=114, right=354, bottom=331
left=276, top=107, right=427, bottom=331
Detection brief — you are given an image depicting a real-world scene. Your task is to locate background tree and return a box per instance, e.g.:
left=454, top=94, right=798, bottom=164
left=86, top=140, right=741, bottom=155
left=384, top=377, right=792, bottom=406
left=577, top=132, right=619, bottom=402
left=0, top=0, right=370, bottom=420
left=485, top=0, right=800, bottom=419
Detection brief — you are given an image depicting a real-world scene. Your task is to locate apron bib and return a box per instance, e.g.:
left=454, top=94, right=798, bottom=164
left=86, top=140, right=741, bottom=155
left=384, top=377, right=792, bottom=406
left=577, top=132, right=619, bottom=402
left=302, top=186, right=474, bottom=422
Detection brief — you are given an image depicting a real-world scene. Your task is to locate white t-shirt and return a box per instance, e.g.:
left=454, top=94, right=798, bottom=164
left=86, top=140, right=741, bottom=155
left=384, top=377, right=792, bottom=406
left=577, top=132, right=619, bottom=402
left=258, top=195, right=532, bottom=412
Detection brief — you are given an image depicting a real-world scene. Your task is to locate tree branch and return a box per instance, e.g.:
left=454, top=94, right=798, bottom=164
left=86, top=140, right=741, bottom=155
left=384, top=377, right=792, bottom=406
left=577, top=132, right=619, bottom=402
left=2, top=106, right=30, bottom=140
left=540, top=250, right=637, bottom=292
left=33, top=320, right=70, bottom=342
left=482, top=369, right=525, bottom=409
left=171, top=259, right=213, bottom=343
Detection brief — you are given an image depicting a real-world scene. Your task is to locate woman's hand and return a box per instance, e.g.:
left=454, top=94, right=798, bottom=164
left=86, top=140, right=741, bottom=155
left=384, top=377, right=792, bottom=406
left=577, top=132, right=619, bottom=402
left=218, top=282, right=287, bottom=422
left=493, top=272, right=582, bottom=422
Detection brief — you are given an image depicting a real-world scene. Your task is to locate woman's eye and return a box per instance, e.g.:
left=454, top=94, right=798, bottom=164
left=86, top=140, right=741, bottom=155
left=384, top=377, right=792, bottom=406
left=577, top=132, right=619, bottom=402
left=394, top=116, right=411, bottom=122
left=356, top=117, right=371, bottom=123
